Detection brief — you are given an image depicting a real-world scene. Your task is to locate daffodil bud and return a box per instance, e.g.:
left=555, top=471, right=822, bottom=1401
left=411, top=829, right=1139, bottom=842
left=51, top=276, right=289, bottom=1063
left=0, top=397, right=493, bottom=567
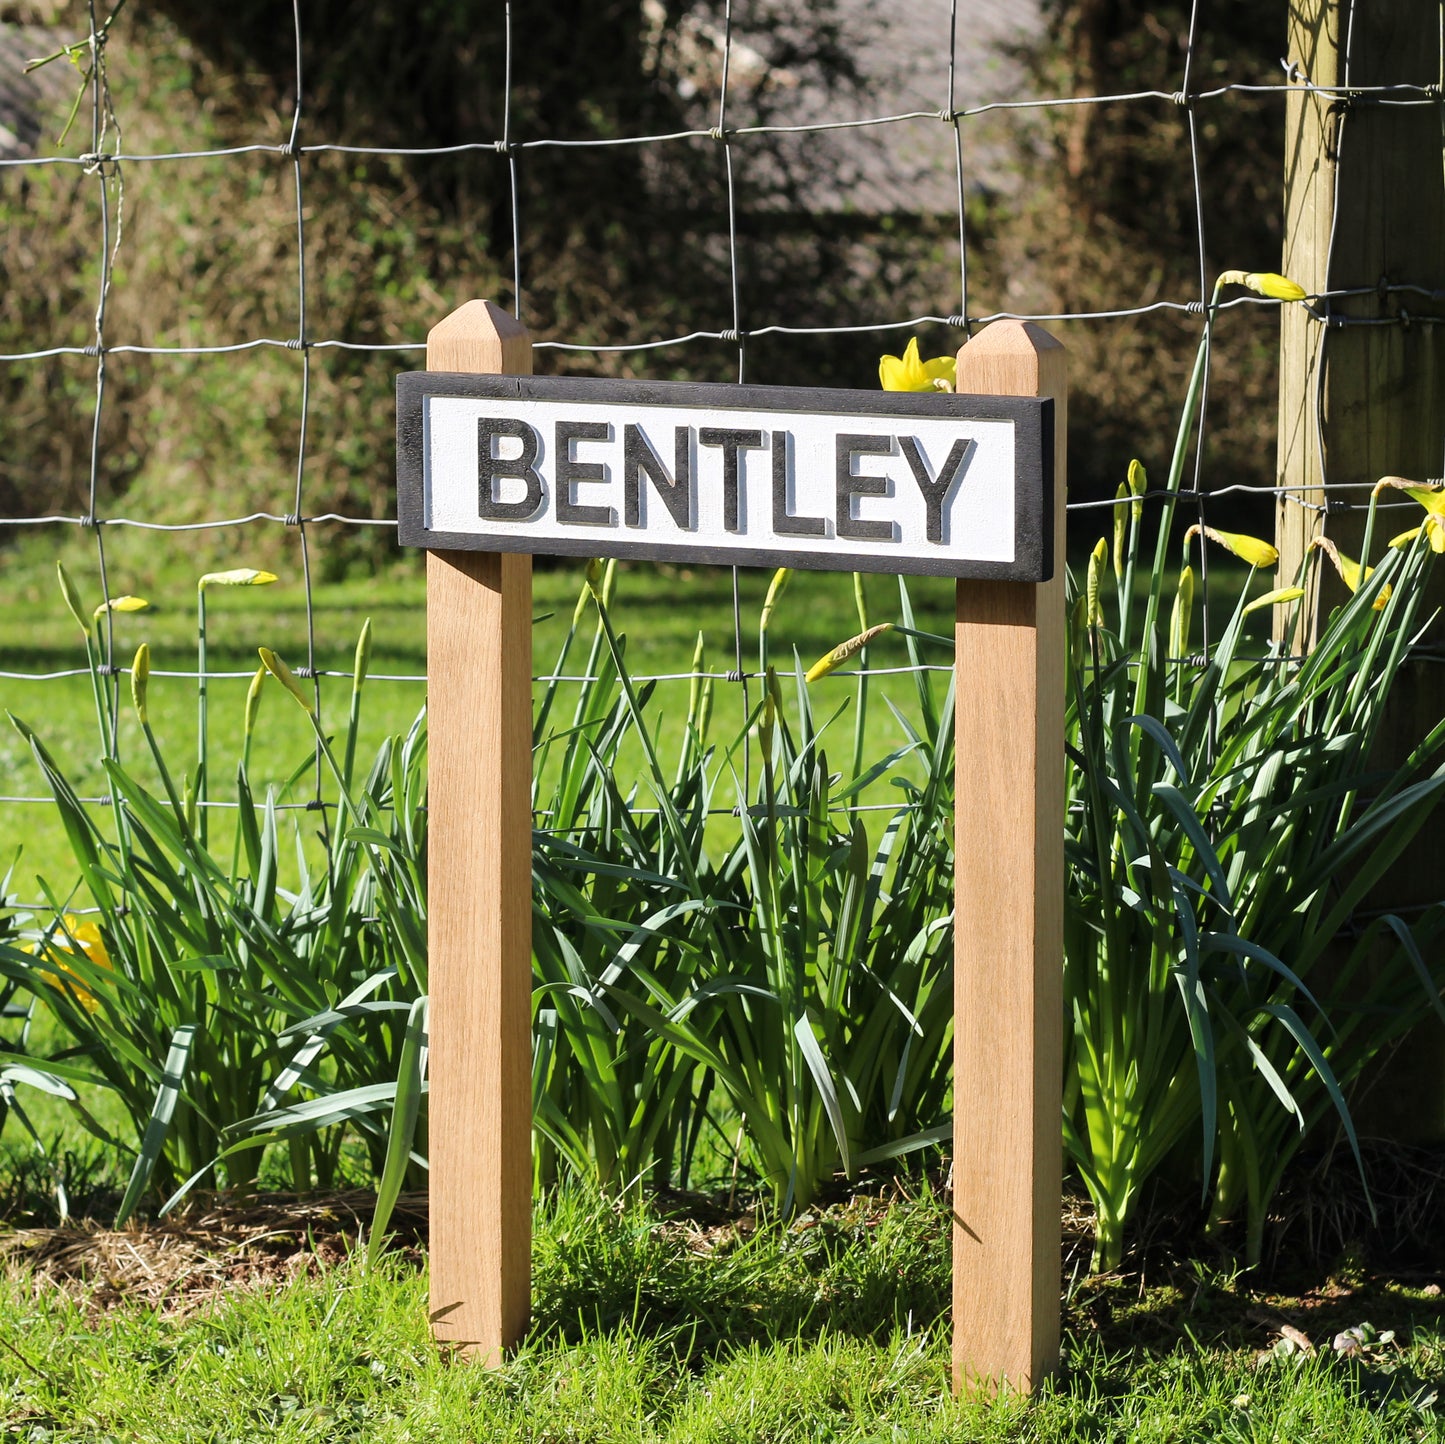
left=93, top=595, right=149, bottom=620
left=1169, top=566, right=1195, bottom=660
left=759, top=668, right=777, bottom=753
left=1127, top=459, right=1146, bottom=523
left=352, top=617, right=372, bottom=693
left=244, top=664, right=267, bottom=739
left=1310, top=537, right=1390, bottom=608
left=1243, top=586, right=1305, bottom=616
left=258, top=647, right=315, bottom=715
left=760, top=568, right=792, bottom=635
left=572, top=566, right=598, bottom=625
left=1243, top=271, right=1307, bottom=303
left=805, top=623, right=893, bottom=683
left=584, top=557, right=605, bottom=603
left=131, top=643, right=150, bottom=725
left=56, top=562, right=88, bottom=635
left=1217, top=269, right=1307, bottom=303
left=1191, top=525, right=1278, bottom=568
left=198, top=568, right=279, bottom=590
left=686, top=631, right=707, bottom=733
left=1112, top=486, right=1127, bottom=585
left=1086, top=537, right=1107, bottom=627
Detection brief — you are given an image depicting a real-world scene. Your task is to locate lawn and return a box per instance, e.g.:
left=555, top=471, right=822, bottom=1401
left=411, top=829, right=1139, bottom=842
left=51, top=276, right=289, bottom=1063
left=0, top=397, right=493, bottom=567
left=2, top=1180, right=1442, bottom=1442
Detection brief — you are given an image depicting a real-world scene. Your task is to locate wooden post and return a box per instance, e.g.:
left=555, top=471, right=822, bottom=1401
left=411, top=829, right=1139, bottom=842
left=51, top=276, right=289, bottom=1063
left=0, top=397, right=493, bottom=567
left=952, top=321, right=1066, bottom=1394
left=1276, top=1, right=1445, bottom=637
left=1275, top=3, right=1445, bottom=1135
left=426, top=300, right=534, bottom=1362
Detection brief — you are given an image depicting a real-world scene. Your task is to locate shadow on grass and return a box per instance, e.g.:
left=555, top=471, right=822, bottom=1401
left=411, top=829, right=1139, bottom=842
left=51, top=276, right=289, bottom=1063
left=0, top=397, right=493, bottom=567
left=529, top=1182, right=952, bottom=1363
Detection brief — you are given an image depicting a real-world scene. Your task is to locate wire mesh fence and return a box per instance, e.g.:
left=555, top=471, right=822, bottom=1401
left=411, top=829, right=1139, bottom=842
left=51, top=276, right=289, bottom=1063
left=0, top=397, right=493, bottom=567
left=1, top=0, right=1442, bottom=912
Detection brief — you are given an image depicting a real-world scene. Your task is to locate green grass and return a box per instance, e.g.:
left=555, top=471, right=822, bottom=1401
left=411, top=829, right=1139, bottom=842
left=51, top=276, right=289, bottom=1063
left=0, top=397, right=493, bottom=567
left=2, top=1182, right=1443, bottom=1442
left=1, top=530, right=1254, bottom=898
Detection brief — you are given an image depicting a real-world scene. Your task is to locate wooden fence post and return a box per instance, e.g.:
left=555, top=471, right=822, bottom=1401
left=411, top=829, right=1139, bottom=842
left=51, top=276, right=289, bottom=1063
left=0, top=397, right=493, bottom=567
left=1275, top=2, right=1445, bottom=1137
left=1276, top=1, right=1445, bottom=636
left=426, top=299, right=534, bottom=1362
left=952, top=320, right=1066, bottom=1394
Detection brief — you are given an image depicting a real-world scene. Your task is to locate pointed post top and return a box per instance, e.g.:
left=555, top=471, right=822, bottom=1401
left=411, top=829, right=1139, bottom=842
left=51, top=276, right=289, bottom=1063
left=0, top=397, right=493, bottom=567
left=954, top=319, right=1065, bottom=402
left=427, top=300, right=533, bottom=376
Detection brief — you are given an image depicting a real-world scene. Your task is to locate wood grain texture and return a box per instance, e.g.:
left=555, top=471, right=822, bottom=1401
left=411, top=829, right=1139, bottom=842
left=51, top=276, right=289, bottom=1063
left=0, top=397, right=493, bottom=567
left=951, top=320, right=1066, bottom=1395
left=425, top=300, right=534, bottom=1364
left=1275, top=1, right=1445, bottom=644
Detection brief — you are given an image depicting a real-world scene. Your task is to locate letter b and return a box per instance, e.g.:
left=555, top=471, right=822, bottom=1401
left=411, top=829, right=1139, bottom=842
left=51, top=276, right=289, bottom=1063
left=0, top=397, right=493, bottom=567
left=478, top=417, right=544, bottom=521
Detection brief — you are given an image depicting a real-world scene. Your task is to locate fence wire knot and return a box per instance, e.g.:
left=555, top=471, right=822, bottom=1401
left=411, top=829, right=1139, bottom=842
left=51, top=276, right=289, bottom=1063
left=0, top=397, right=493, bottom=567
left=946, top=314, right=967, bottom=329
left=82, top=343, right=102, bottom=357
left=79, top=514, right=99, bottom=528
left=719, top=329, right=741, bottom=343
left=305, top=798, right=327, bottom=811
left=295, top=665, right=316, bottom=678
left=97, top=663, right=118, bottom=677
left=284, top=513, right=302, bottom=527
left=1171, top=91, right=1190, bottom=107
left=1185, top=300, right=1207, bottom=316
left=284, top=338, right=307, bottom=350
left=79, top=152, right=119, bottom=177
left=708, top=126, right=732, bottom=142
left=725, top=668, right=745, bottom=682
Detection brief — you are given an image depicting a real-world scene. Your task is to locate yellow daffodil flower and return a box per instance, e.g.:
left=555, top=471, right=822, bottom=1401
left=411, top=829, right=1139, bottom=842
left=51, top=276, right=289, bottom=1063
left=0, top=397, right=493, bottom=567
left=805, top=622, right=893, bottom=682
left=1376, top=477, right=1445, bottom=553
left=879, top=338, right=955, bottom=393
left=32, top=915, right=112, bottom=1012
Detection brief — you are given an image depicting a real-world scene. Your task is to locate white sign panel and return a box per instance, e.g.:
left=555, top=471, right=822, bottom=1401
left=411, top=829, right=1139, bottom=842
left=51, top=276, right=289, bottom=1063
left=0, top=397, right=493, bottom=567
left=397, top=376, right=1052, bottom=580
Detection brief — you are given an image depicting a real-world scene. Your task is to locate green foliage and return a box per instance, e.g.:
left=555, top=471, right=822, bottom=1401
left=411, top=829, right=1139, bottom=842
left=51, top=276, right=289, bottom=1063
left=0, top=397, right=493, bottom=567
left=0, top=567, right=427, bottom=1223
left=1065, top=346, right=1445, bottom=1268
left=531, top=564, right=955, bottom=1209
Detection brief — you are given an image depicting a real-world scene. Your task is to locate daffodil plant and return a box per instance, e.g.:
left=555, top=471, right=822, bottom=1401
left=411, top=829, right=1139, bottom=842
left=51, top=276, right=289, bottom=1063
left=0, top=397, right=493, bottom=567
left=2, top=568, right=428, bottom=1228
left=1066, top=435, right=1445, bottom=1268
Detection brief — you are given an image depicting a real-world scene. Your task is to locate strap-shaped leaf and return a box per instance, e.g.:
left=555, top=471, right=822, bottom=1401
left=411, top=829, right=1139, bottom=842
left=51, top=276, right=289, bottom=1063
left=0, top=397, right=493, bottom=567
left=115, top=1023, right=196, bottom=1226
left=368, top=996, right=428, bottom=1266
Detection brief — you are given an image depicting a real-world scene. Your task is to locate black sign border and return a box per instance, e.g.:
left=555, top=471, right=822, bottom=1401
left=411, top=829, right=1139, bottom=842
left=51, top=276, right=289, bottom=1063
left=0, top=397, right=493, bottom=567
left=396, top=373, right=1053, bottom=582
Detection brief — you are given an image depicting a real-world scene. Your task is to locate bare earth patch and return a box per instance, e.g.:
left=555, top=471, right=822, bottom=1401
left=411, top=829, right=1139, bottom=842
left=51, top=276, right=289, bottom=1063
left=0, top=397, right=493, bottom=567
left=0, top=1191, right=428, bottom=1318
